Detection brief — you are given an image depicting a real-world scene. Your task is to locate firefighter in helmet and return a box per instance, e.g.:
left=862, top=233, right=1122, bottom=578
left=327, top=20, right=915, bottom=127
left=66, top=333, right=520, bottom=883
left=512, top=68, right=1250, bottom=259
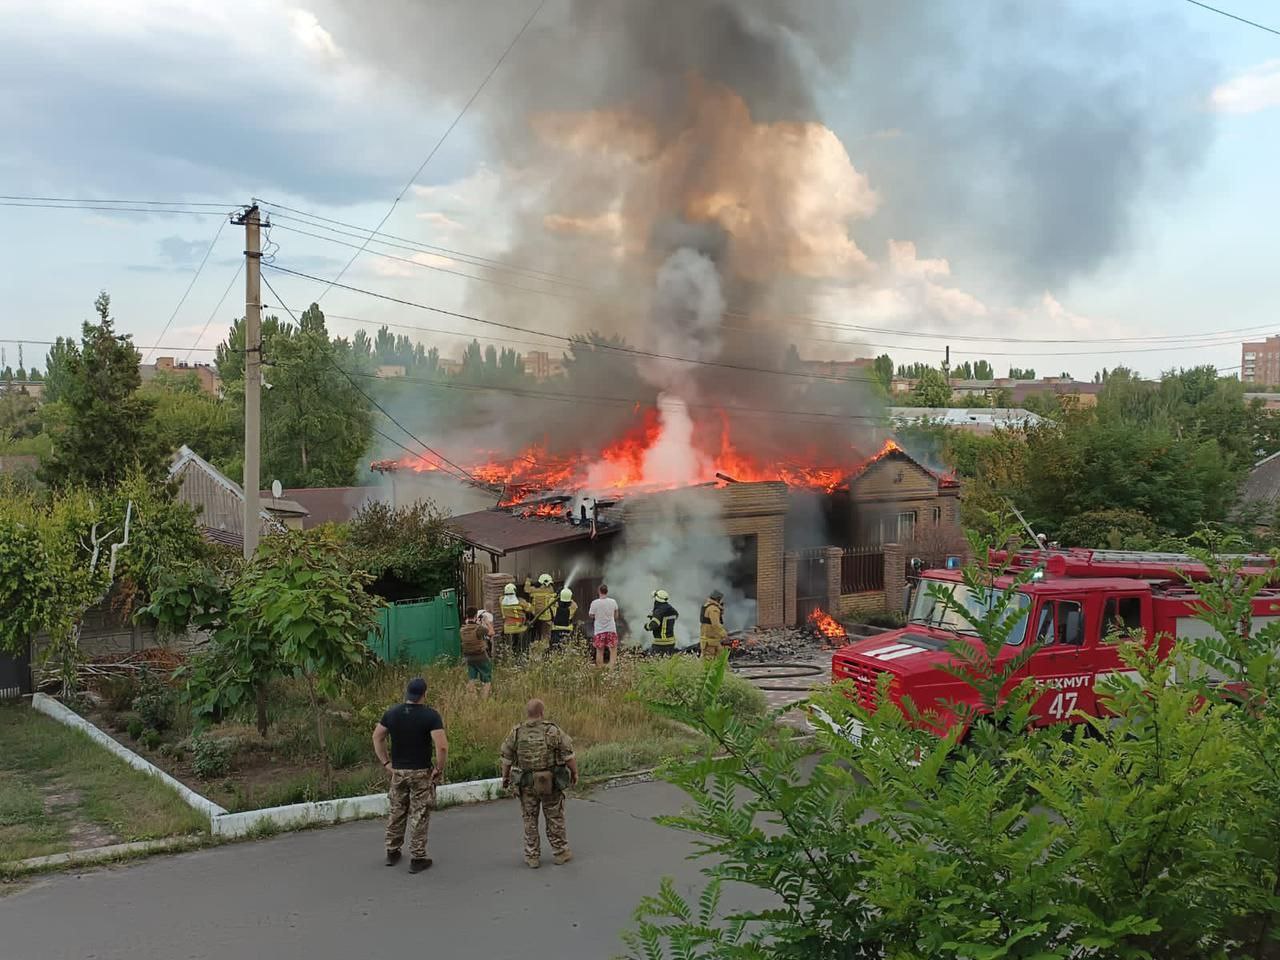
left=501, top=582, right=534, bottom=658
left=549, top=588, right=577, bottom=651
left=699, top=589, right=727, bottom=660
left=524, top=573, right=557, bottom=646
left=645, top=589, right=679, bottom=656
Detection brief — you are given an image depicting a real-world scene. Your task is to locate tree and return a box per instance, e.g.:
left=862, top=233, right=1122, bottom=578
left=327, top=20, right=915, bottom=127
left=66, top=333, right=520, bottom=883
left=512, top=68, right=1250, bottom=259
left=41, top=292, right=167, bottom=488
left=872, top=353, right=894, bottom=390
left=345, top=500, right=460, bottom=600
left=1008, top=366, right=1036, bottom=379
left=143, top=371, right=238, bottom=468
left=911, top=367, right=952, bottom=407
left=1056, top=507, right=1160, bottom=549
left=972, top=359, right=995, bottom=380
left=217, top=304, right=372, bottom=487
left=173, top=530, right=378, bottom=759
left=42, top=337, right=74, bottom=403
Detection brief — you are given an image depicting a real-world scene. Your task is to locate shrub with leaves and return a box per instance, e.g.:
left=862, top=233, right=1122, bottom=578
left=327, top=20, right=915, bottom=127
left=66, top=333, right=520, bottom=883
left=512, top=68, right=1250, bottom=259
left=622, top=533, right=1280, bottom=960
left=190, top=735, right=232, bottom=780
left=633, top=654, right=766, bottom=722
left=131, top=672, right=175, bottom=732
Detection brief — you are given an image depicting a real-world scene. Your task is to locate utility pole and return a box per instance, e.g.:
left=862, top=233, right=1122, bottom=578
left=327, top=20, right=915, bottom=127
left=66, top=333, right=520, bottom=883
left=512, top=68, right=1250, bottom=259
left=234, top=204, right=263, bottom=559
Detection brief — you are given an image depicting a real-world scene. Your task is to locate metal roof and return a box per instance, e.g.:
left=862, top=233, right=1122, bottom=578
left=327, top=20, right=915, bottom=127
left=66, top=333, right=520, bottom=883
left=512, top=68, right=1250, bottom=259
left=446, top=509, right=619, bottom=556
left=888, top=407, right=1046, bottom=427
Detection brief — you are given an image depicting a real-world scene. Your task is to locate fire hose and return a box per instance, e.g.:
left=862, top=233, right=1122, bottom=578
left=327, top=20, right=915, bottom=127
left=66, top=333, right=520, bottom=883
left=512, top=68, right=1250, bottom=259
left=731, top=662, right=826, bottom=692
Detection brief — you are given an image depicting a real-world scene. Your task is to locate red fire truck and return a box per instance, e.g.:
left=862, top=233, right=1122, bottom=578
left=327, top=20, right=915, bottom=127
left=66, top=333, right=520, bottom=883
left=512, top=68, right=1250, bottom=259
left=828, top=548, right=1280, bottom=740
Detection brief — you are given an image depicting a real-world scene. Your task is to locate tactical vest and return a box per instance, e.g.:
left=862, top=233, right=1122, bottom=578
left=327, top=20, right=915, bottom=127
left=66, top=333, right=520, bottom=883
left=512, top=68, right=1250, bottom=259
left=515, top=720, right=557, bottom=772
left=551, top=600, right=575, bottom=633
left=459, top=623, right=487, bottom=661
left=700, top=601, right=720, bottom=624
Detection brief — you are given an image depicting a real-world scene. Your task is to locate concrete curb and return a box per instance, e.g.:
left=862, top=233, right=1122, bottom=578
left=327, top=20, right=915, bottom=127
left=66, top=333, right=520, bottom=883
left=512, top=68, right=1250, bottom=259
left=29, top=696, right=508, bottom=847
left=4, top=835, right=206, bottom=876
left=31, top=693, right=228, bottom=819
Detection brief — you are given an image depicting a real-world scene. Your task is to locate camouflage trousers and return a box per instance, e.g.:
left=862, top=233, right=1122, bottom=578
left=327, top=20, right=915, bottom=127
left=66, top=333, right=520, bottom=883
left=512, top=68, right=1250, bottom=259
left=519, top=789, right=569, bottom=863
left=385, top=768, right=436, bottom=859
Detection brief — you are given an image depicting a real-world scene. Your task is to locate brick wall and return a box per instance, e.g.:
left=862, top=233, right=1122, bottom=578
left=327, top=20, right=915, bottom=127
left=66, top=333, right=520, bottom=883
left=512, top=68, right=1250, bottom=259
left=483, top=572, right=515, bottom=620
left=723, top=514, right=785, bottom=628
left=838, top=591, right=887, bottom=618
left=783, top=551, right=798, bottom=627
left=883, top=542, right=907, bottom=612
left=824, top=546, right=843, bottom=614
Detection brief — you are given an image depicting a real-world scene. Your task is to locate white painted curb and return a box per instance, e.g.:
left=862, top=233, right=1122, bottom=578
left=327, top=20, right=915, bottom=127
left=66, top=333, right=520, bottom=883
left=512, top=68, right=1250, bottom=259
left=31, top=693, right=227, bottom=820
left=29, top=696, right=508, bottom=844
left=210, top=778, right=506, bottom=838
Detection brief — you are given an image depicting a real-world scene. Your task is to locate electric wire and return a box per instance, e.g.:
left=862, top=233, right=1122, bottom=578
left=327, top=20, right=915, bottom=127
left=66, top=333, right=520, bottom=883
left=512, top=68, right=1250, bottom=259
left=185, top=261, right=244, bottom=363
left=145, top=213, right=232, bottom=362
left=259, top=197, right=1280, bottom=347
left=314, top=0, right=547, bottom=301
left=1183, top=0, right=1280, bottom=36
left=0, top=195, right=239, bottom=207
left=259, top=271, right=479, bottom=484
left=0, top=200, right=232, bottom=216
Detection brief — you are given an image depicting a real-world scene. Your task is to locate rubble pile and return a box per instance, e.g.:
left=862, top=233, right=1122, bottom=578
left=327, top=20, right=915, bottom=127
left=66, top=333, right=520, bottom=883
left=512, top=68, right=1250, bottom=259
left=729, top=626, right=836, bottom=663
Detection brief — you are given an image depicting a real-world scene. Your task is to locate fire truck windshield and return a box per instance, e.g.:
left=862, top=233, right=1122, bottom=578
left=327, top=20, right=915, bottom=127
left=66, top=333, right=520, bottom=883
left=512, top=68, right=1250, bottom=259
left=909, top=578, right=1031, bottom=643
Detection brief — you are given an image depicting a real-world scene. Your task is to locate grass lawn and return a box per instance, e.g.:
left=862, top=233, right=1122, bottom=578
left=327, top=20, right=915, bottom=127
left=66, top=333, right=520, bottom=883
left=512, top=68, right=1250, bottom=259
left=0, top=703, right=208, bottom=865
left=82, top=644, right=766, bottom=813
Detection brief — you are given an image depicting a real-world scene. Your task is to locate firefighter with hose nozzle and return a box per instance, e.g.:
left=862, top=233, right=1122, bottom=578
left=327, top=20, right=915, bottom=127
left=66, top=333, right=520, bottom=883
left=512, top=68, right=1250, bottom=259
left=501, top=582, right=533, bottom=658
left=699, top=589, right=727, bottom=660
left=524, top=573, right=557, bottom=646
left=645, top=589, right=680, bottom=656
left=549, top=588, right=577, bottom=651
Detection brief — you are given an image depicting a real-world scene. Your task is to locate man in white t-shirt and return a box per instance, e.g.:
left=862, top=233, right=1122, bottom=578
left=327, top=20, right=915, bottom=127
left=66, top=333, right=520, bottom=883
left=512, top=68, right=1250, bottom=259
left=587, top=584, right=620, bottom=668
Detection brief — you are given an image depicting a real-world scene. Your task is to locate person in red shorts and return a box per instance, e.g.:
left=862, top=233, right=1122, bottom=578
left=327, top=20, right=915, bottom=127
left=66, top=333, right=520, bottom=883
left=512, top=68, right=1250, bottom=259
left=587, top=583, right=620, bottom=668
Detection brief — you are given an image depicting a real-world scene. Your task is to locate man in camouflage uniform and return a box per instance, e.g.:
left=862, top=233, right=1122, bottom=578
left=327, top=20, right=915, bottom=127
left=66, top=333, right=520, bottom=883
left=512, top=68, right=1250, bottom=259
left=500, top=698, right=578, bottom=868
left=372, top=677, right=447, bottom=873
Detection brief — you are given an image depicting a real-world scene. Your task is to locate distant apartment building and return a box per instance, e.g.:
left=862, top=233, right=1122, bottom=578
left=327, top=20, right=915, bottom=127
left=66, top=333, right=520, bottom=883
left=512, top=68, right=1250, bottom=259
left=141, top=357, right=221, bottom=396
left=375, top=364, right=407, bottom=379
left=1242, top=337, right=1280, bottom=385
left=522, top=350, right=565, bottom=381
left=437, top=357, right=463, bottom=376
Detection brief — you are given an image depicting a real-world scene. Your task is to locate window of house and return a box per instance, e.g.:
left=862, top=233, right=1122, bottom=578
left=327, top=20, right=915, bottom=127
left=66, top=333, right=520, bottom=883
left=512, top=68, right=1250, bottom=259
left=1034, top=600, right=1085, bottom=647
left=880, top=510, right=917, bottom=544
left=932, top=506, right=942, bottom=525
left=1102, top=596, right=1144, bottom=635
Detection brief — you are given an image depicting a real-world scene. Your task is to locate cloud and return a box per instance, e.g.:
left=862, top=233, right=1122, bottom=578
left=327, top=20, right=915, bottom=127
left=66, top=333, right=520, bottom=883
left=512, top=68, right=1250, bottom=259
left=157, top=235, right=209, bottom=265
left=1211, top=60, right=1280, bottom=114
left=289, top=8, right=341, bottom=59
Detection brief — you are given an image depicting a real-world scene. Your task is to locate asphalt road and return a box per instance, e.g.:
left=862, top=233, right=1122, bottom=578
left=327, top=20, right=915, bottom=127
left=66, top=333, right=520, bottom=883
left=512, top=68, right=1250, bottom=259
left=0, top=780, right=739, bottom=960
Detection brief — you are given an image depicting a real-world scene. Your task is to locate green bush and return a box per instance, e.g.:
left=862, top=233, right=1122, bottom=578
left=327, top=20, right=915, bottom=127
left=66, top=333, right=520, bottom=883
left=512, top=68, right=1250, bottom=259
left=131, top=673, right=175, bottom=732
left=190, top=735, right=232, bottom=780
left=139, top=728, right=162, bottom=750
left=861, top=611, right=906, bottom=629
left=324, top=730, right=368, bottom=771
left=98, top=675, right=140, bottom=712
left=634, top=655, right=765, bottom=721
left=125, top=717, right=144, bottom=740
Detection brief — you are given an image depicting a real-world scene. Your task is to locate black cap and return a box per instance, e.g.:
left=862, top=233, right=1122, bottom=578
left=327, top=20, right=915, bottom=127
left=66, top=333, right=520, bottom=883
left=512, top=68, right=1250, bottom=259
left=406, top=677, right=427, bottom=700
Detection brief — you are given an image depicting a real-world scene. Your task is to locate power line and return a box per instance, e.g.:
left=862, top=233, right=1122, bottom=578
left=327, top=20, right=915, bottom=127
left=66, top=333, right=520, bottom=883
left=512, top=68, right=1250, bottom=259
left=259, top=271, right=480, bottom=484
left=145, top=213, right=232, bottom=363
left=0, top=337, right=219, bottom=353
left=186, top=261, right=244, bottom=363
left=0, top=200, right=231, bottom=216
left=315, top=0, right=546, bottom=301
left=1183, top=0, right=1280, bottom=36
left=258, top=197, right=1280, bottom=347
left=0, top=195, right=239, bottom=207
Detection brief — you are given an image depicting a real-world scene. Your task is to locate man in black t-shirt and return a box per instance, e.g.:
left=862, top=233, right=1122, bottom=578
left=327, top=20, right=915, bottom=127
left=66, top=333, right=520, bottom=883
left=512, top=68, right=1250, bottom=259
left=372, top=677, right=448, bottom=873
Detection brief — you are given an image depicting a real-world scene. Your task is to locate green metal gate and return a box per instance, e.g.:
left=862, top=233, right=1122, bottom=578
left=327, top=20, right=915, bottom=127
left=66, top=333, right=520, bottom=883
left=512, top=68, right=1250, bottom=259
left=366, top=590, right=461, bottom=664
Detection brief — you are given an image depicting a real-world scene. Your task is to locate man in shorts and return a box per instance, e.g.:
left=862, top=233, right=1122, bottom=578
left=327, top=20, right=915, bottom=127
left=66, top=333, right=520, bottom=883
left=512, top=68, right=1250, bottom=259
left=460, top=607, right=493, bottom=698
left=588, top=584, right=620, bottom=668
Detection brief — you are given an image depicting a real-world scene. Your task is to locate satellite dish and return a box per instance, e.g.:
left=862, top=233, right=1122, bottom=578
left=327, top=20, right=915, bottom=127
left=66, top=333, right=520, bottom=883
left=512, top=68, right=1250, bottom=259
left=270, top=479, right=283, bottom=499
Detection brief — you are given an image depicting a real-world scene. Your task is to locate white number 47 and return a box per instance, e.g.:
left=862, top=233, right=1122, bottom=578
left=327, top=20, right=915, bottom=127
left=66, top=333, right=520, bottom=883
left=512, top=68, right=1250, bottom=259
left=1047, top=691, right=1078, bottom=720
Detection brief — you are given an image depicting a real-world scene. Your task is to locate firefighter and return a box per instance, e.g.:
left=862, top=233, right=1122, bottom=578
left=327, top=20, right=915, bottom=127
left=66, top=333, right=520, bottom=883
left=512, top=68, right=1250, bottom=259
left=549, top=588, right=577, bottom=651
left=645, top=589, right=679, bottom=656
left=501, top=582, right=533, bottom=658
left=699, top=589, right=727, bottom=660
left=524, top=573, right=557, bottom=645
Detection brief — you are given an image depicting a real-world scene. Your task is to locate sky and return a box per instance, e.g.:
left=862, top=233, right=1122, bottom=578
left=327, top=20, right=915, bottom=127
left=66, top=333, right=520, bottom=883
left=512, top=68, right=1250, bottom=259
left=0, top=0, right=1277, bottom=383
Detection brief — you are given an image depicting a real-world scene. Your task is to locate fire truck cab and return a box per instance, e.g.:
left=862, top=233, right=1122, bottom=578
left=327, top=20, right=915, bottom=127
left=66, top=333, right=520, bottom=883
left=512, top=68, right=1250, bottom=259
left=830, top=548, right=1280, bottom=739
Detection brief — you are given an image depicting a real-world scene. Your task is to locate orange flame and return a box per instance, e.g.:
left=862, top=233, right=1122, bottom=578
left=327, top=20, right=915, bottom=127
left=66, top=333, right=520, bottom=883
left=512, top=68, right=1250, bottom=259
left=377, top=409, right=913, bottom=503
left=807, top=608, right=846, bottom=640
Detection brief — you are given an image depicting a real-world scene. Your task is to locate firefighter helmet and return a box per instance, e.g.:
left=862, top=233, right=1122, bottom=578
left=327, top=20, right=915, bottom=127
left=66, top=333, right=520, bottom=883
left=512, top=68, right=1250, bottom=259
left=559, top=588, right=573, bottom=602
left=654, top=589, right=670, bottom=602
left=538, top=573, right=553, bottom=587
left=503, top=582, right=517, bottom=596
left=710, top=589, right=724, bottom=602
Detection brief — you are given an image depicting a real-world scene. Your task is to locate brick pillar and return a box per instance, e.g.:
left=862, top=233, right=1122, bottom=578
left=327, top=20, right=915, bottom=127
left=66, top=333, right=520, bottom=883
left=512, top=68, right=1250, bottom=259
left=783, top=551, right=798, bottom=627
left=483, top=572, right=514, bottom=618
left=753, top=516, right=786, bottom=629
left=883, top=542, right=907, bottom=613
left=823, top=546, right=843, bottom=615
